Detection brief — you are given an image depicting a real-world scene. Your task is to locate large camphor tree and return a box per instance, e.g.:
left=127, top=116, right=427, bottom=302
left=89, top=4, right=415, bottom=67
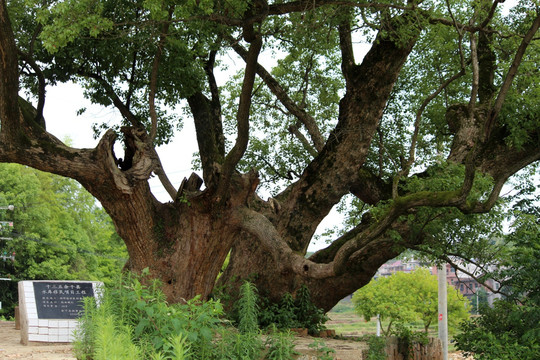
left=1, top=0, right=538, bottom=311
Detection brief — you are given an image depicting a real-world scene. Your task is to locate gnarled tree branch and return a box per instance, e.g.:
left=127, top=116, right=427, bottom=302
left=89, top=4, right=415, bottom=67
left=487, top=12, right=540, bottom=137
left=81, top=72, right=143, bottom=128
left=273, top=10, right=421, bottom=252
left=229, top=207, right=335, bottom=279
left=217, top=34, right=263, bottom=200
left=18, top=50, right=46, bottom=127
left=229, top=37, right=325, bottom=152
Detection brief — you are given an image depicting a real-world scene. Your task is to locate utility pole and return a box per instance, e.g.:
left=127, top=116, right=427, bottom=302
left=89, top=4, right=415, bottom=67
left=438, top=264, right=448, bottom=360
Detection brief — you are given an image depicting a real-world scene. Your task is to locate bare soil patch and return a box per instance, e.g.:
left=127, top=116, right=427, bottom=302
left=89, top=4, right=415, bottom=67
left=0, top=320, right=368, bottom=360
left=1, top=320, right=469, bottom=359
left=0, top=321, right=75, bottom=359
left=292, top=335, right=368, bottom=360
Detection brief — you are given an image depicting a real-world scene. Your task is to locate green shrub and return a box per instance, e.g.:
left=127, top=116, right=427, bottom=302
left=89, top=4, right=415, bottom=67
left=363, top=335, right=386, bottom=360
left=74, top=271, right=223, bottom=359
left=258, top=285, right=328, bottom=334
left=217, top=331, right=263, bottom=360
left=74, top=274, right=303, bottom=359
left=308, top=339, right=336, bottom=360
left=236, top=281, right=260, bottom=334
left=455, top=300, right=540, bottom=360
left=275, top=293, right=298, bottom=329
left=73, top=289, right=142, bottom=360
left=93, top=317, right=141, bottom=360
left=264, top=325, right=298, bottom=360
left=295, top=285, right=329, bottom=334
left=227, top=280, right=264, bottom=358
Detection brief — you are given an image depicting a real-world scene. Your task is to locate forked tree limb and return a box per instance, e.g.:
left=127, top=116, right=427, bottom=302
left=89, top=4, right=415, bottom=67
left=18, top=50, right=46, bottom=127
left=149, top=6, right=174, bottom=145
left=217, top=35, right=263, bottom=200
left=230, top=37, right=326, bottom=152
left=487, top=13, right=540, bottom=137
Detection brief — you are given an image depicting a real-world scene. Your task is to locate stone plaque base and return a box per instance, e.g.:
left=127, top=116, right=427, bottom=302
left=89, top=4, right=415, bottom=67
left=18, top=280, right=103, bottom=345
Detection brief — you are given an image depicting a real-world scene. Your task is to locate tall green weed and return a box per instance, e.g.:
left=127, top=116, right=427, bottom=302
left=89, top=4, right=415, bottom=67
left=74, top=271, right=222, bottom=359
left=73, top=272, right=300, bottom=359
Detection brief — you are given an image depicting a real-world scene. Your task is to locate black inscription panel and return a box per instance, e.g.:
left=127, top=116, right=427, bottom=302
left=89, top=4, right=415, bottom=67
left=33, top=282, right=94, bottom=319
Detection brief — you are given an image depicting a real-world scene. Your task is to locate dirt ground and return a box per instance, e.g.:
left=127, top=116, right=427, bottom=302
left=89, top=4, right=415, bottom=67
left=0, top=320, right=470, bottom=359
left=0, top=320, right=367, bottom=360
left=0, top=321, right=76, bottom=359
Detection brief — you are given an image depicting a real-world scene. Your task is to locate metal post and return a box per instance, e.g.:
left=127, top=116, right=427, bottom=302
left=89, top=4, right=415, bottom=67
left=438, top=265, right=448, bottom=360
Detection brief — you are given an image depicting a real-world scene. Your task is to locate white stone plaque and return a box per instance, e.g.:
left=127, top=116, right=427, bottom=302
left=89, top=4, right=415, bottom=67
left=18, top=280, right=102, bottom=344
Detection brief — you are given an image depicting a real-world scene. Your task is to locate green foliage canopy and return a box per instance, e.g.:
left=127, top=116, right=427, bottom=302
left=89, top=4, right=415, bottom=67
left=455, top=209, right=540, bottom=360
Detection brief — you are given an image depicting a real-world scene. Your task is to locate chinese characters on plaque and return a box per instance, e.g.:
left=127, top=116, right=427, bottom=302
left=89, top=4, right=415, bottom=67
left=33, top=282, right=94, bottom=319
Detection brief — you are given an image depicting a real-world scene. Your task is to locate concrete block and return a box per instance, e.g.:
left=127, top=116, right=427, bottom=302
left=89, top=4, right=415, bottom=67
left=49, top=320, right=59, bottom=327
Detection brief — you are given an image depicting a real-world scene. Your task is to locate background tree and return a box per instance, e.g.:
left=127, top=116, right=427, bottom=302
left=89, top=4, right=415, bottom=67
left=1, top=0, right=539, bottom=310
left=352, top=268, right=470, bottom=336
left=0, top=163, right=126, bottom=317
left=454, top=204, right=540, bottom=360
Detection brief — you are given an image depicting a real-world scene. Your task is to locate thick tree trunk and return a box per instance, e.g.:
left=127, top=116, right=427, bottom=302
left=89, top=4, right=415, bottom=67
left=95, top=187, right=237, bottom=301
left=77, top=162, right=260, bottom=302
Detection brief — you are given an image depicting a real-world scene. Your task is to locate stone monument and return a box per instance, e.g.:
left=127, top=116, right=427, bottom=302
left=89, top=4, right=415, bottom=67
left=18, top=280, right=103, bottom=344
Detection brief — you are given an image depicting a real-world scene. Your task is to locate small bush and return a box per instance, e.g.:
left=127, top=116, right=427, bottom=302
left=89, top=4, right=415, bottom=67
left=363, top=335, right=386, bottom=360
left=265, top=325, right=298, bottom=360
left=258, top=285, right=328, bottom=334
left=74, top=271, right=224, bottom=359
left=455, top=300, right=540, bottom=360
left=308, top=339, right=336, bottom=360
left=74, top=273, right=305, bottom=359
left=236, top=281, right=259, bottom=334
